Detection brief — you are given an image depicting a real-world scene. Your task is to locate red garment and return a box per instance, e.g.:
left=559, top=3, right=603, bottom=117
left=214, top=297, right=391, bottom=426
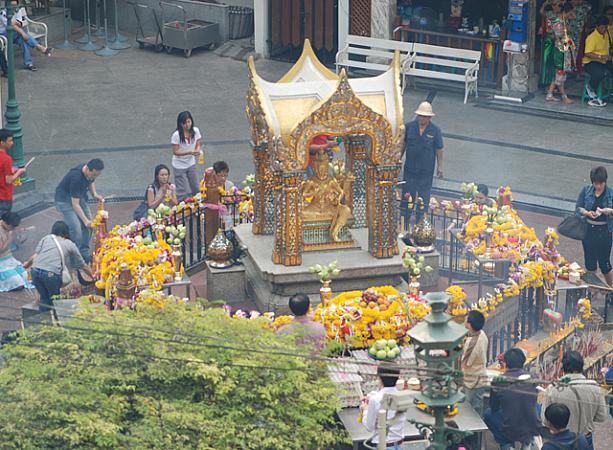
left=308, top=134, right=329, bottom=167
left=0, top=151, right=14, bottom=201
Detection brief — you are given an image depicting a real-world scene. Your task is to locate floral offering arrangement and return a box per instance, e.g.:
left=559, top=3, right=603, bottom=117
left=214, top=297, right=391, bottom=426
left=314, top=286, right=423, bottom=348
left=459, top=182, right=478, bottom=200
left=446, top=285, right=468, bottom=317
left=402, top=246, right=433, bottom=278
left=90, top=207, right=109, bottom=229
left=94, top=230, right=174, bottom=293
left=577, top=297, right=592, bottom=321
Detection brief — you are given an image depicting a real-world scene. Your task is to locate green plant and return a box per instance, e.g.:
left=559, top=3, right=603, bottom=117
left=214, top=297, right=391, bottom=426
left=321, top=340, right=346, bottom=358
left=0, top=303, right=348, bottom=449
left=308, top=261, right=340, bottom=283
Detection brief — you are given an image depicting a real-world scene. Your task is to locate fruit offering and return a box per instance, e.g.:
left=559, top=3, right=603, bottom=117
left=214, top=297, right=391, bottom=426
left=360, top=290, right=394, bottom=312
left=368, top=339, right=401, bottom=360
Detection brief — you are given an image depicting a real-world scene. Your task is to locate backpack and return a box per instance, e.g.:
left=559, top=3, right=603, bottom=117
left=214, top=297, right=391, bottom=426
left=543, top=436, right=579, bottom=450
left=133, top=185, right=156, bottom=221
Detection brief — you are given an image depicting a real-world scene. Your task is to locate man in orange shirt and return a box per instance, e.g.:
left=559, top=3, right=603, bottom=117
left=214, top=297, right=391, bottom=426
left=582, top=16, right=612, bottom=107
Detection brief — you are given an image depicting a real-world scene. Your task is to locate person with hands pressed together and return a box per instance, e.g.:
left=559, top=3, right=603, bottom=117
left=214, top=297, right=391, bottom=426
left=171, top=111, right=203, bottom=201
left=582, top=16, right=612, bottom=107
left=54, top=159, right=104, bottom=263
left=0, top=129, right=25, bottom=216
left=576, top=166, right=613, bottom=286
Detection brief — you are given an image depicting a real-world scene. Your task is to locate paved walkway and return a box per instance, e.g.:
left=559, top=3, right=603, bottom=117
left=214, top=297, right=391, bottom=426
left=0, top=31, right=610, bottom=207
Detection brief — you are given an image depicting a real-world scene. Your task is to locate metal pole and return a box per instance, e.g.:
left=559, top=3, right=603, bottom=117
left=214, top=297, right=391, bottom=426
left=4, top=1, right=25, bottom=176
left=93, top=0, right=104, bottom=36
left=79, top=0, right=102, bottom=51
left=109, top=0, right=130, bottom=49
left=74, top=0, right=90, bottom=44
left=56, top=0, right=76, bottom=48
left=95, top=0, right=118, bottom=55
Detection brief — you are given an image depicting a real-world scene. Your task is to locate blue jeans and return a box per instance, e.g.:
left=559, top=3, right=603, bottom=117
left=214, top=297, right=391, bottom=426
left=3, top=32, right=39, bottom=66
left=31, top=267, right=61, bottom=312
left=586, top=433, right=594, bottom=450
left=56, top=199, right=92, bottom=263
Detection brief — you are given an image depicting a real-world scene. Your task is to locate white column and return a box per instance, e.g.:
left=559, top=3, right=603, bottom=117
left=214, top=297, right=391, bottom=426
left=371, top=0, right=397, bottom=40
left=253, top=0, right=269, bottom=58
left=338, top=0, right=350, bottom=52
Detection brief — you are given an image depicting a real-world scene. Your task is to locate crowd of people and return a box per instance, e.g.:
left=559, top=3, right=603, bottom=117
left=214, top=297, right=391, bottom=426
left=540, top=1, right=613, bottom=107
left=0, top=111, right=235, bottom=311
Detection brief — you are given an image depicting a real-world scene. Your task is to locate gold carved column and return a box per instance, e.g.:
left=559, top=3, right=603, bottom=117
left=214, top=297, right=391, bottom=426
left=251, top=142, right=270, bottom=235
left=272, top=173, right=303, bottom=266
left=368, top=165, right=400, bottom=258
left=345, top=134, right=370, bottom=228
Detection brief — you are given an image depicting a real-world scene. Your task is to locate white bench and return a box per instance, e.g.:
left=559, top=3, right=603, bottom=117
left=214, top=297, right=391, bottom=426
left=335, top=34, right=414, bottom=91
left=0, top=17, right=48, bottom=61
left=404, top=43, right=480, bottom=104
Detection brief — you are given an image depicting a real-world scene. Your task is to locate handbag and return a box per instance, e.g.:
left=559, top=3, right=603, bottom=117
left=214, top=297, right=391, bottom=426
left=51, top=235, right=72, bottom=287
left=557, top=214, right=587, bottom=241
left=133, top=185, right=155, bottom=220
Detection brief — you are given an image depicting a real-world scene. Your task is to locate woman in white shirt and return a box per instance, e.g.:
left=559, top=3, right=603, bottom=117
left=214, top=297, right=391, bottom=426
left=171, top=111, right=202, bottom=201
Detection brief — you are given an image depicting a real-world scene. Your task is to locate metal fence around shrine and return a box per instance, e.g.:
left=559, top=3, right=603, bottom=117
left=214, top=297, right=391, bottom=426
left=132, top=196, right=251, bottom=270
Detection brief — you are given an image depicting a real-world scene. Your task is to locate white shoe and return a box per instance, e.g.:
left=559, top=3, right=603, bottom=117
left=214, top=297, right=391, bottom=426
left=588, top=98, right=607, bottom=107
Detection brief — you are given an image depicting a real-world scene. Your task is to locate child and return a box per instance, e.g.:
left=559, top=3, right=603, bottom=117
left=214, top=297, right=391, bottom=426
left=0, top=129, right=26, bottom=217
left=542, top=403, right=590, bottom=450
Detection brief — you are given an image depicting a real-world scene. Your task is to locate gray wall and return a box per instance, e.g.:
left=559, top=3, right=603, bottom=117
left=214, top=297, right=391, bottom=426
left=116, top=0, right=230, bottom=42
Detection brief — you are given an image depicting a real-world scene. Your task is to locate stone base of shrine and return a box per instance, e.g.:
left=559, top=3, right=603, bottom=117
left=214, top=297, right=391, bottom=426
left=234, top=224, right=440, bottom=314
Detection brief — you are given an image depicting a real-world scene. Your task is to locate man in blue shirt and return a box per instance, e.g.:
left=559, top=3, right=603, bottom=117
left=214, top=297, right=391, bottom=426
left=401, top=101, right=444, bottom=222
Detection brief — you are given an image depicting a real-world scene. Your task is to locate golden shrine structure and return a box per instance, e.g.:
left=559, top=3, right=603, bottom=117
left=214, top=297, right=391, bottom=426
left=246, top=40, right=405, bottom=266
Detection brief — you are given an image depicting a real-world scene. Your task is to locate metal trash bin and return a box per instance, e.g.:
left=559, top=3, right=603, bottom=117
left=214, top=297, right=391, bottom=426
left=160, top=1, right=220, bottom=58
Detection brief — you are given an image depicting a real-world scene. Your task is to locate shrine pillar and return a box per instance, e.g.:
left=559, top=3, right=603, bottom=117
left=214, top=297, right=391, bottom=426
left=251, top=141, right=269, bottom=235
left=272, top=172, right=303, bottom=266
left=345, top=134, right=370, bottom=228
left=368, top=165, right=400, bottom=258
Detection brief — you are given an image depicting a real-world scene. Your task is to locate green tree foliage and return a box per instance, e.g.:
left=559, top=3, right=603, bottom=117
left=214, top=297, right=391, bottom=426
left=0, top=304, right=348, bottom=449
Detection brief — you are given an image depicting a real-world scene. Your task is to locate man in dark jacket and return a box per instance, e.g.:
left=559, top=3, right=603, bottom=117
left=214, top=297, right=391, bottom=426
left=483, top=348, right=539, bottom=450
left=542, top=403, right=590, bottom=450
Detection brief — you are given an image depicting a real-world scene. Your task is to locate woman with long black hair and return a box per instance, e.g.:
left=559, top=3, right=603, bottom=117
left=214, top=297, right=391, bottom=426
left=133, top=164, right=178, bottom=220
left=171, top=111, right=202, bottom=200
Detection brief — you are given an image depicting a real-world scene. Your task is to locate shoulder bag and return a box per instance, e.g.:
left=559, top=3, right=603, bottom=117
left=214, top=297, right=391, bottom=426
left=133, top=185, right=156, bottom=220
left=51, top=235, right=72, bottom=287
left=557, top=215, right=587, bottom=241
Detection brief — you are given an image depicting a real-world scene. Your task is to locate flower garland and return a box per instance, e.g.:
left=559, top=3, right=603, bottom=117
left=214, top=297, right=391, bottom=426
left=94, top=234, right=174, bottom=291
left=446, top=285, right=468, bottom=316
left=314, top=286, right=411, bottom=348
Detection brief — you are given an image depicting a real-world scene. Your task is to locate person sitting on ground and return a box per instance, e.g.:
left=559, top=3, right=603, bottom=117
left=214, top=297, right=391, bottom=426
left=362, top=364, right=406, bottom=450
left=475, top=184, right=495, bottom=208
left=483, top=348, right=539, bottom=450
left=277, top=293, right=326, bottom=352
left=542, top=403, right=590, bottom=450
left=134, top=164, right=177, bottom=220
left=0, top=1, right=52, bottom=72
left=541, top=351, right=608, bottom=450
left=582, top=16, right=612, bottom=107
left=0, top=212, right=28, bottom=292
left=461, top=310, right=489, bottom=416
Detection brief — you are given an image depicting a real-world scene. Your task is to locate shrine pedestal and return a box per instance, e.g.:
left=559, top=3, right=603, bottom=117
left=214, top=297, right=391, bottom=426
left=235, top=224, right=439, bottom=313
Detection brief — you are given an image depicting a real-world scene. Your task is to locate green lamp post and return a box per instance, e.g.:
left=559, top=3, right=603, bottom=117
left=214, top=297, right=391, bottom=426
left=407, top=292, right=470, bottom=450
left=4, top=1, right=27, bottom=180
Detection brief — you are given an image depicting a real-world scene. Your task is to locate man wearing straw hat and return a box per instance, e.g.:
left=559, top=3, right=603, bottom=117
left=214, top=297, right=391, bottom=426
left=401, top=101, right=444, bottom=222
